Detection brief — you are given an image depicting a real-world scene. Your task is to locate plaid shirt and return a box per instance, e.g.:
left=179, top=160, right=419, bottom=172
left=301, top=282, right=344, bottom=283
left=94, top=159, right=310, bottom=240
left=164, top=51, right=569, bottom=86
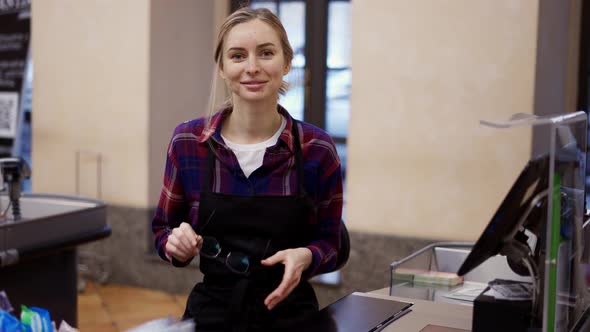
left=152, top=106, right=343, bottom=278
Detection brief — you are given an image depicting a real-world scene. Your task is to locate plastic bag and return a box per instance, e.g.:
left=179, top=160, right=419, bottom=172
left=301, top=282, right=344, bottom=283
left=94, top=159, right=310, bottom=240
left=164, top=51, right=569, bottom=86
left=0, top=309, right=31, bottom=332
left=30, top=307, right=52, bottom=332
left=57, top=320, right=78, bottom=332
left=20, top=305, right=52, bottom=332
left=125, top=317, right=195, bottom=332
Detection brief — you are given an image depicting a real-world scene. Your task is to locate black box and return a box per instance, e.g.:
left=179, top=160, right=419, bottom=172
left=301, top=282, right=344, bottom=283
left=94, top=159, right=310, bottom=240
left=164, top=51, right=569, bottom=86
left=472, top=288, right=536, bottom=332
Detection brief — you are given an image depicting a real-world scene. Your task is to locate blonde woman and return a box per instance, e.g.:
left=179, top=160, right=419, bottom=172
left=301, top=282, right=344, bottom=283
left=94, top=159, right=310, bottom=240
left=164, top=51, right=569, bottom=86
left=152, top=7, right=343, bottom=331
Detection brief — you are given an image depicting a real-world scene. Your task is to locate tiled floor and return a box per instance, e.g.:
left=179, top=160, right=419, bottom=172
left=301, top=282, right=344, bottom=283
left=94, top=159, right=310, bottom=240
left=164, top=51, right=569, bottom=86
left=77, top=282, right=188, bottom=332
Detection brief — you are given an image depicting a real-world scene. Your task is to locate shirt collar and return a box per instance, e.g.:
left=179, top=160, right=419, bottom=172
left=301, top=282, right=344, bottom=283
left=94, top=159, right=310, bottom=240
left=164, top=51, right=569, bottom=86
left=198, top=104, right=297, bottom=153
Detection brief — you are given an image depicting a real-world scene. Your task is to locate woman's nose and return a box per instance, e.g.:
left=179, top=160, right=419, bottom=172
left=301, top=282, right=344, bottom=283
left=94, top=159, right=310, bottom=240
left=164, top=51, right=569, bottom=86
left=245, top=57, right=260, bottom=74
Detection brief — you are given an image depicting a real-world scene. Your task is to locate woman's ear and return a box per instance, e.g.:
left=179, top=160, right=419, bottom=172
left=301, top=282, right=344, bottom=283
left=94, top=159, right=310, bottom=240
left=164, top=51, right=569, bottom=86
left=283, top=63, right=291, bottom=76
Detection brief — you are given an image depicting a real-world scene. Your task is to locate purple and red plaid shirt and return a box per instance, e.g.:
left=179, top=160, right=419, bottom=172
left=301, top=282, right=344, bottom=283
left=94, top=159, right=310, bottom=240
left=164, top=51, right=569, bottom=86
left=152, top=106, right=343, bottom=278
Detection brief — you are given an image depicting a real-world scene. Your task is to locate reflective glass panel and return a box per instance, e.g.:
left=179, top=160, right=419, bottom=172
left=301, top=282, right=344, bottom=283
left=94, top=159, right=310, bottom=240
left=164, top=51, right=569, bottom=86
left=325, top=1, right=351, bottom=137
left=278, top=1, right=305, bottom=120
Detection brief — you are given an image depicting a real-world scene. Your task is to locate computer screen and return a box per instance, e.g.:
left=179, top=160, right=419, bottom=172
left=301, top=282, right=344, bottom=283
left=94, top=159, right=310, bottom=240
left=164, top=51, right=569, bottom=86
left=458, top=154, right=550, bottom=276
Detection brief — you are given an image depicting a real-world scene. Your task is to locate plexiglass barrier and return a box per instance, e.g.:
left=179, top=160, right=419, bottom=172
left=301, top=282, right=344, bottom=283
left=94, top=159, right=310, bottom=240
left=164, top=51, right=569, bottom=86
left=481, top=111, right=589, bottom=332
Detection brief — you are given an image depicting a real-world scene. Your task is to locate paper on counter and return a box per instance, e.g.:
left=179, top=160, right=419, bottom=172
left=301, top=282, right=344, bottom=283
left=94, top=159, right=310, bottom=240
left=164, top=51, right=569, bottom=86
left=483, top=282, right=533, bottom=301
left=443, top=282, right=488, bottom=302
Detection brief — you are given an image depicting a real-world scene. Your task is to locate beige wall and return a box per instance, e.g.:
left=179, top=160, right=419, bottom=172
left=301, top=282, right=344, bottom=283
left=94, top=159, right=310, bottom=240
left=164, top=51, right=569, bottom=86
left=346, top=1, right=539, bottom=240
left=32, top=0, right=225, bottom=208
left=32, top=0, right=150, bottom=206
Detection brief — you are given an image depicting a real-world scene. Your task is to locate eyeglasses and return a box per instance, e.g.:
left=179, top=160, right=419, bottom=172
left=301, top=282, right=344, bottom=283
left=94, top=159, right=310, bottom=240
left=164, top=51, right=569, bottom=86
left=198, top=210, right=270, bottom=275
left=200, top=236, right=252, bottom=275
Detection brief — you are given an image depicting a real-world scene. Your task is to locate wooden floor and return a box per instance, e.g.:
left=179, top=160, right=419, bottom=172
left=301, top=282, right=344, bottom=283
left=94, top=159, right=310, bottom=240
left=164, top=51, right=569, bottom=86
left=77, top=282, right=188, bottom=332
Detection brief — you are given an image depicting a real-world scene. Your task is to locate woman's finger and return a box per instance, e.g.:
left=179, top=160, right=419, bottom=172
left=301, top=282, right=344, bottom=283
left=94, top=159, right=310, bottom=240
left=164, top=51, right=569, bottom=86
left=266, top=279, right=298, bottom=310
left=178, top=223, right=198, bottom=248
left=261, top=250, right=285, bottom=266
left=195, top=235, right=203, bottom=255
left=170, top=229, right=192, bottom=254
left=166, top=242, right=188, bottom=262
left=265, top=263, right=298, bottom=310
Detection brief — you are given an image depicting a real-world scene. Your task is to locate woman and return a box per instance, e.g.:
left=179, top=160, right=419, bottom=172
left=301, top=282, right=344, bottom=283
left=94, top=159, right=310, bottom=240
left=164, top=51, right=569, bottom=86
left=152, top=7, right=343, bottom=331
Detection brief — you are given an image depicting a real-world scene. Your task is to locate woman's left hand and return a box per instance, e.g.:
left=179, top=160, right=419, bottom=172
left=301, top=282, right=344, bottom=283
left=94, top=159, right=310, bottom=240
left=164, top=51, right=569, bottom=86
left=261, top=247, right=313, bottom=310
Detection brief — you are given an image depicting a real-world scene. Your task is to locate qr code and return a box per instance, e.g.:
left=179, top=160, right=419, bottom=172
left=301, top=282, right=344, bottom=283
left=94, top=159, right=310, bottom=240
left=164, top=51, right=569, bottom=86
left=0, top=92, right=18, bottom=138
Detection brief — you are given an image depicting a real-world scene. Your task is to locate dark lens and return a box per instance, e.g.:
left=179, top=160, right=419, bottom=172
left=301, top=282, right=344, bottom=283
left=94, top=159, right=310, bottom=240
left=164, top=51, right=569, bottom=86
left=201, top=236, right=221, bottom=258
left=226, top=252, right=250, bottom=273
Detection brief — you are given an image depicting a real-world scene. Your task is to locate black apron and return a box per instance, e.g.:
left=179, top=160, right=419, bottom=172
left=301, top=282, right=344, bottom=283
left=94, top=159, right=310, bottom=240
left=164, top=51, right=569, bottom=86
left=183, top=120, right=319, bottom=332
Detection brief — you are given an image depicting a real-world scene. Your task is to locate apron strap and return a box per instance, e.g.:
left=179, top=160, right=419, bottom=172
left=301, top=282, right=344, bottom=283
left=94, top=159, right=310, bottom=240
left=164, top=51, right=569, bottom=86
left=291, top=119, right=307, bottom=197
left=202, top=140, right=216, bottom=194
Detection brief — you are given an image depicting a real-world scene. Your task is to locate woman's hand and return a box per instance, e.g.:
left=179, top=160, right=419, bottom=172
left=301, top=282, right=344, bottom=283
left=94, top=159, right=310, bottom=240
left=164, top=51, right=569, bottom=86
left=261, top=247, right=313, bottom=310
left=165, top=222, right=203, bottom=263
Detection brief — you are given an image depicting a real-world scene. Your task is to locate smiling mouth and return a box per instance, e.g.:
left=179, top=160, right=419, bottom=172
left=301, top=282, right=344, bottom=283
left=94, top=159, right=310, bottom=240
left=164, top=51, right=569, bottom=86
left=241, top=81, right=268, bottom=87
left=241, top=81, right=267, bottom=91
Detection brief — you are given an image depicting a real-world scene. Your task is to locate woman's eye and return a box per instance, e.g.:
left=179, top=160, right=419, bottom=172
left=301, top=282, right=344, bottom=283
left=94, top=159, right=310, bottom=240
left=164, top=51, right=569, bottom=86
left=261, top=50, right=274, bottom=57
left=230, top=53, right=244, bottom=60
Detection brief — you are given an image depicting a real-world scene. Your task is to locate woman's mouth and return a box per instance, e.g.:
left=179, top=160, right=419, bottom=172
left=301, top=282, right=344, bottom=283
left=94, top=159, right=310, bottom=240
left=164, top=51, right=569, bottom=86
left=241, top=81, right=268, bottom=90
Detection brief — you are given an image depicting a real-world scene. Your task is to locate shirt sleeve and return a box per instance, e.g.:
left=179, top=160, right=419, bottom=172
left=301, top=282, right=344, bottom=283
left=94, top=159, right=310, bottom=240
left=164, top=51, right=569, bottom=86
left=152, top=135, right=193, bottom=267
left=303, top=138, right=344, bottom=279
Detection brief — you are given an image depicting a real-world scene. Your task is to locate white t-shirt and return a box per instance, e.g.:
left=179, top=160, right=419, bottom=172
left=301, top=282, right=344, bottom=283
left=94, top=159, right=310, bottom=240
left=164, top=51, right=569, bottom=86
left=221, top=115, right=287, bottom=178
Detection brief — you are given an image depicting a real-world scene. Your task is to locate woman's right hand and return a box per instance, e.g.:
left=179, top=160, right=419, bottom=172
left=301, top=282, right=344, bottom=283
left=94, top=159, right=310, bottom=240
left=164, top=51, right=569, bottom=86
left=165, top=222, right=203, bottom=263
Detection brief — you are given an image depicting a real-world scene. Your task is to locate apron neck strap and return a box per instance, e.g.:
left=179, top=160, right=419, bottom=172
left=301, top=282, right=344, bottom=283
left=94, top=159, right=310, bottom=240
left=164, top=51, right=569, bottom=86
left=202, top=140, right=216, bottom=194
left=291, top=119, right=307, bottom=197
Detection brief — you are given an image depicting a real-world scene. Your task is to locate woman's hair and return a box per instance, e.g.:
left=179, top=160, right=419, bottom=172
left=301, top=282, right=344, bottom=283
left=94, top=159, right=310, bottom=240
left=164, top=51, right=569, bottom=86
left=205, top=7, right=293, bottom=127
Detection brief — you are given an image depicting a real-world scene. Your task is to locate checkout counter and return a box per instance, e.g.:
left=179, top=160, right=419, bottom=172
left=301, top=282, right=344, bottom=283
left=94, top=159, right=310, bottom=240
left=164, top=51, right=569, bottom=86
left=338, top=236, right=588, bottom=332
left=0, top=188, right=109, bottom=326
left=377, top=242, right=530, bottom=331
left=385, top=242, right=521, bottom=330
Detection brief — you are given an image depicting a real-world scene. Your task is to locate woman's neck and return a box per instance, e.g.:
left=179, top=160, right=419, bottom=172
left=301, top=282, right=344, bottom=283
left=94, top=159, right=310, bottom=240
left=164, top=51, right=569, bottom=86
left=221, top=98, right=282, bottom=144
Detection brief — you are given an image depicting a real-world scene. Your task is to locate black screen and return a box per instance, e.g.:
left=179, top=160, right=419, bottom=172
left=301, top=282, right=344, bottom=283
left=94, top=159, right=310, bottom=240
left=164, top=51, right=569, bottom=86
left=458, top=154, right=550, bottom=276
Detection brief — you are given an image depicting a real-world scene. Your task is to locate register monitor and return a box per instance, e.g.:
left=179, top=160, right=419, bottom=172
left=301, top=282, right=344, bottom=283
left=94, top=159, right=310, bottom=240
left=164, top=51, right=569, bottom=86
left=458, top=154, right=550, bottom=277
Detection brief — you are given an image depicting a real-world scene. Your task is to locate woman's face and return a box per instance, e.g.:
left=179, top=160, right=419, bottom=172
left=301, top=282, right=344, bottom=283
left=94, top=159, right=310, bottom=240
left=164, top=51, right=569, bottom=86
left=220, top=19, right=290, bottom=105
